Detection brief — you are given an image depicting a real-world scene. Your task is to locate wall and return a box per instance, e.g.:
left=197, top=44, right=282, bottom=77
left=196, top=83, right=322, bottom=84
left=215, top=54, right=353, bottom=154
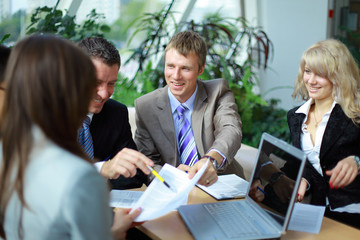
left=257, top=0, right=328, bottom=110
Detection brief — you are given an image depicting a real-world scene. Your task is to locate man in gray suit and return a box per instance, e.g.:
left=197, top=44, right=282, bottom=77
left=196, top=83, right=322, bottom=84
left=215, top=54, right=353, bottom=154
left=134, top=30, right=243, bottom=186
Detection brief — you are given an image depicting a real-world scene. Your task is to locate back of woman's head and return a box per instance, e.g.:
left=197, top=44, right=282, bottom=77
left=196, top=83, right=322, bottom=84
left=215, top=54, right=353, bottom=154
left=0, top=35, right=97, bottom=238
left=2, top=34, right=96, bottom=151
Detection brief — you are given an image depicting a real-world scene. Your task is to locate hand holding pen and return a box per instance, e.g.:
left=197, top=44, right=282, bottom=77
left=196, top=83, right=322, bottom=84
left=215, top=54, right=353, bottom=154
left=249, top=179, right=265, bottom=203
left=100, top=148, right=154, bottom=180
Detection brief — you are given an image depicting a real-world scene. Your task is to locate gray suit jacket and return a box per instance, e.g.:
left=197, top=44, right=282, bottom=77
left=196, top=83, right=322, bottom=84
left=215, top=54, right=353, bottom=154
left=2, top=126, right=112, bottom=240
left=134, top=78, right=244, bottom=177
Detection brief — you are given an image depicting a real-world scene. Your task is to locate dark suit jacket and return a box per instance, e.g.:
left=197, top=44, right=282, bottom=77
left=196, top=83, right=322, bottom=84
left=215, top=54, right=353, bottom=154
left=134, top=79, right=244, bottom=178
left=90, top=99, right=147, bottom=189
left=287, top=104, right=360, bottom=208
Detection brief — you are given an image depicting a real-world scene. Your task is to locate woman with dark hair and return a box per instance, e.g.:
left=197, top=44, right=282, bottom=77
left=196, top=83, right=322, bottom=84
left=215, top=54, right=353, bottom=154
left=0, top=34, right=140, bottom=239
left=288, top=39, right=360, bottom=228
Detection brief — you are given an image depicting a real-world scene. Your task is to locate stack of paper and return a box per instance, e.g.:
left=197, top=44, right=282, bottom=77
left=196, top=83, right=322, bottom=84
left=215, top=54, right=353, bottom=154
left=196, top=174, right=249, bottom=200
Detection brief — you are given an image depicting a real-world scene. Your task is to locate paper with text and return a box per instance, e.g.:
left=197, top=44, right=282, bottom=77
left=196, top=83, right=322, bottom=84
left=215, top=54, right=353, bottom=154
left=196, top=174, right=248, bottom=200
left=109, top=190, right=143, bottom=208
left=288, top=203, right=325, bottom=234
left=131, top=160, right=209, bottom=222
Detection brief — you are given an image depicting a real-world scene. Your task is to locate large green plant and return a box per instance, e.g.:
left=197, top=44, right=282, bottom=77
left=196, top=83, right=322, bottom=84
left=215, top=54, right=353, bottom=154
left=116, top=2, right=291, bottom=147
left=336, top=26, right=360, bottom=68
left=0, top=10, right=25, bottom=44
left=26, top=1, right=110, bottom=41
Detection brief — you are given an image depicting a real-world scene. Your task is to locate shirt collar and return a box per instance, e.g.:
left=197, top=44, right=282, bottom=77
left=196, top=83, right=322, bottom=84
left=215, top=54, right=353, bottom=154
left=168, top=84, right=198, bottom=114
left=295, top=98, right=337, bottom=116
left=87, top=113, right=94, bottom=122
left=295, top=99, right=313, bottom=115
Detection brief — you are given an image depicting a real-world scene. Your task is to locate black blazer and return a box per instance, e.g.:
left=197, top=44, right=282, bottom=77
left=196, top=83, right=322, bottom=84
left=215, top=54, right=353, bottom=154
left=90, top=99, right=147, bottom=189
left=287, top=104, right=360, bottom=209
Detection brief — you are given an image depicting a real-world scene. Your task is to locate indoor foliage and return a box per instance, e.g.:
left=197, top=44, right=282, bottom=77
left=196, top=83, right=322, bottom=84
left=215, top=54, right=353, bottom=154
left=118, top=2, right=290, bottom=146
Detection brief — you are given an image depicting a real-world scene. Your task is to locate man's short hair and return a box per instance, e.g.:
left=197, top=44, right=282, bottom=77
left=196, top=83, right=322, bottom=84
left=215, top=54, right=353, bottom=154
left=0, top=44, right=11, bottom=82
left=78, top=37, right=120, bottom=67
left=165, top=30, right=207, bottom=69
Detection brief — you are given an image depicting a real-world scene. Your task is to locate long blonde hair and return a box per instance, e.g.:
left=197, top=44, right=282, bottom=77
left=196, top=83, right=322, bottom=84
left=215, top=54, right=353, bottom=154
left=0, top=34, right=97, bottom=238
left=292, top=39, right=360, bottom=123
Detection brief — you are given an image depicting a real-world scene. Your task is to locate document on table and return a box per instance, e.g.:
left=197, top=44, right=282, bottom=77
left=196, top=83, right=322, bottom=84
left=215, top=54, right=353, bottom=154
left=131, top=160, right=209, bottom=222
left=109, top=190, right=143, bottom=208
left=196, top=174, right=249, bottom=200
left=288, top=203, right=325, bottom=234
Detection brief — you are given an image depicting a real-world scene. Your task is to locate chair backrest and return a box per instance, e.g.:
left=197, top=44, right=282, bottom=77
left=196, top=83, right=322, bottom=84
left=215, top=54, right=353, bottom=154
left=128, top=107, right=137, bottom=138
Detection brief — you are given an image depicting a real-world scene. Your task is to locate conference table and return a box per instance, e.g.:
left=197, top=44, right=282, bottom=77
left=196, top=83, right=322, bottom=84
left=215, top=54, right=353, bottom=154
left=133, top=185, right=360, bottom=240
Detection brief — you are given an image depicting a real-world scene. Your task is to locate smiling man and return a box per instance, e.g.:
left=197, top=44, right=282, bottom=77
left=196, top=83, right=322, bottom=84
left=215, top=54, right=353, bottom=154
left=78, top=37, right=153, bottom=190
left=134, top=31, right=244, bottom=186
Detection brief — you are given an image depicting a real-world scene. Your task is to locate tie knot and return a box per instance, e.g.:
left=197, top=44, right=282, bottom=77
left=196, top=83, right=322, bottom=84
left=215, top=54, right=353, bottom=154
left=177, top=105, right=186, bottom=117
left=83, top=116, right=91, bottom=128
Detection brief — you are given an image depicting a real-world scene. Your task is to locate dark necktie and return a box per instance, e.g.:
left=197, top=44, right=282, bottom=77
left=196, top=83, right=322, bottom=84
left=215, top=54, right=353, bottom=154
left=177, top=105, right=198, bottom=166
left=78, top=116, right=94, bottom=159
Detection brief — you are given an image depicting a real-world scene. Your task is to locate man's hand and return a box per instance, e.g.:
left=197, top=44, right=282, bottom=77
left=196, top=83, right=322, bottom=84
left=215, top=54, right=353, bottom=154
left=325, top=156, right=358, bottom=189
left=111, top=207, right=142, bottom=240
left=100, top=148, right=154, bottom=180
left=188, top=158, right=218, bottom=186
left=249, top=179, right=265, bottom=202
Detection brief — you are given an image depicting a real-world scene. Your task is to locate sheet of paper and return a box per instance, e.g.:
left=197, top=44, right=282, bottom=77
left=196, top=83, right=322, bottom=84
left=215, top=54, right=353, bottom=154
left=288, top=203, right=325, bottom=234
left=196, top=174, right=249, bottom=200
left=131, top=160, right=209, bottom=222
left=109, top=190, right=143, bottom=208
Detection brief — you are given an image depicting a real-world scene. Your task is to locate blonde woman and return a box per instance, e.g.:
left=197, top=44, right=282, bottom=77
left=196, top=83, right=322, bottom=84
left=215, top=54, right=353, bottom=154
left=287, top=39, right=360, bottom=228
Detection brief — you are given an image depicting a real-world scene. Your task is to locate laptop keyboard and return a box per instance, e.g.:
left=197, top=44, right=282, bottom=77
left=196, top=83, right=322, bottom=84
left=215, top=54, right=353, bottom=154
left=204, top=202, right=269, bottom=238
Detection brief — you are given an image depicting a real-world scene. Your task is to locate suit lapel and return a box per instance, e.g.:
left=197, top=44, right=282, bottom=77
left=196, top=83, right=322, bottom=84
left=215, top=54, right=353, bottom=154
left=192, top=80, right=207, bottom=156
left=155, top=86, right=178, bottom=160
left=320, top=104, right=350, bottom=159
left=289, top=111, right=304, bottom=149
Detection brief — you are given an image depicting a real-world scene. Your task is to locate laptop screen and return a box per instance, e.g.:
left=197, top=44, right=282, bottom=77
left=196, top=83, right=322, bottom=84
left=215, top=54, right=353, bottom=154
left=247, top=133, right=306, bottom=228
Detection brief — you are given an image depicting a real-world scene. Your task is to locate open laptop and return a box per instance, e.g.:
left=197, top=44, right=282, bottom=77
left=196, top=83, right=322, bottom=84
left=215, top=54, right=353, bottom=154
left=178, top=132, right=307, bottom=240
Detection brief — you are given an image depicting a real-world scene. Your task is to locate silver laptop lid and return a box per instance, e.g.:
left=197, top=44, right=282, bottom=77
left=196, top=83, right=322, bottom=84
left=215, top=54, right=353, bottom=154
left=246, top=132, right=307, bottom=233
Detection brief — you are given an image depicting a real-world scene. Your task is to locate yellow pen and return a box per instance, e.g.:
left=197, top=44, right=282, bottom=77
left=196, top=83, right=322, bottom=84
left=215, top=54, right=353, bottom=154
left=147, top=165, right=172, bottom=189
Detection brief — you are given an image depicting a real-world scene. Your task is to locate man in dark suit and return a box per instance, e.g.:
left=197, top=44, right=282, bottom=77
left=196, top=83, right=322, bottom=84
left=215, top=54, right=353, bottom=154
left=78, top=37, right=153, bottom=189
left=135, top=31, right=243, bottom=186
left=0, top=44, right=11, bottom=116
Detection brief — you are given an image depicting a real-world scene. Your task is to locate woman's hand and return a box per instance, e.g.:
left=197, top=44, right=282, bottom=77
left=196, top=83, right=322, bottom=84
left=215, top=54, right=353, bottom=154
left=325, top=156, right=358, bottom=189
left=111, top=207, right=142, bottom=240
left=297, top=178, right=308, bottom=202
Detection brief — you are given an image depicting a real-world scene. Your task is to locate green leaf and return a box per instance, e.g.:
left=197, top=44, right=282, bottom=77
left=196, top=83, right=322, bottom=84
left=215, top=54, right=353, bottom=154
left=100, top=24, right=111, bottom=33
left=0, top=34, right=11, bottom=44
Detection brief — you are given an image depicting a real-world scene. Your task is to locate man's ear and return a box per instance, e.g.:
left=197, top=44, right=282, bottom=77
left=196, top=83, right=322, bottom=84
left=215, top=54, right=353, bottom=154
left=198, top=65, right=205, bottom=76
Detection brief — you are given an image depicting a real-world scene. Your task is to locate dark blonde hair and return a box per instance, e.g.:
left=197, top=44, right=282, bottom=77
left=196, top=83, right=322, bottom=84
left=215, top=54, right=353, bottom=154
left=0, top=34, right=97, bottom=238
left=165, top=30, right=207, bottom=71
left=292, top=39, right=360, bottom=123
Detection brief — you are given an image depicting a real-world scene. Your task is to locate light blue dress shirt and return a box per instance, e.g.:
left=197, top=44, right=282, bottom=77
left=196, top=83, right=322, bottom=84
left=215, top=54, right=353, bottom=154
left=168, top=86, right=198, bottom=157
left=167, top=86, right=226, bottom=165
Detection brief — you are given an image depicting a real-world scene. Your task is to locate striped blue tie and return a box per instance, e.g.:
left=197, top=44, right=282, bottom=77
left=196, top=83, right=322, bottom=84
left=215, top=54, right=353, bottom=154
left=78, top=116, right=94, bottom=159
left=177, top=105, right=198, bottom=166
